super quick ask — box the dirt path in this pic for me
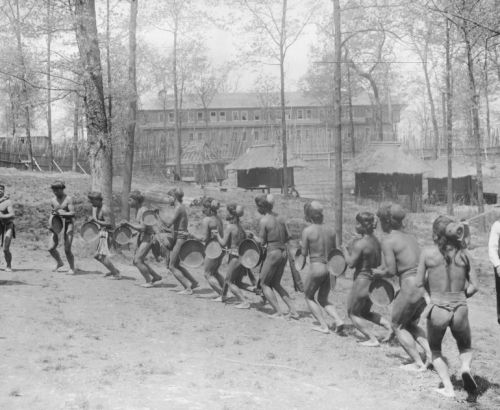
[1,247,499,410]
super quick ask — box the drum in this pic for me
[327,249,347,277]
[205,239,223,259]
[49,214,64,234]
[80,221,100,242]
[293,248,306,271]
[238,238,262,269]
[369,278,396,307]
[142,209,158,227]
[113,225,132,245]
[179,239,205,268]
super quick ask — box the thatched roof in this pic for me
[226,144,307,171]
[347,142,429,175]
[425,158,477,179]
[166,141,226,166]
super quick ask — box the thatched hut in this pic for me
[425,158,477,204]
[226,144,306,192]
[348,142,429,212]
[166,141,227,184]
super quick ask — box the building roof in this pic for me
[140,91,401,111]
[166,141,226,166]
[347,142,430,175]
[226,144,307,171]
[425,158,477,179]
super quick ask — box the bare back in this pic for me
[302,224,336,262]
[202,215,223,241]
[173,203,188,232]
[351,235,382,274]
[381,230,420,276]
[259,213,289,248]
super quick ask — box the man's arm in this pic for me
[216,225,232,248]
[192,218,210,242]
[415,251,427,289]
[94,207,113,228]
[0,201,14,219]
[253,218,267,245]
[488,221,500,271]
[157,206,177,227]
[373,240,397,278]
[464,251,479,298]
[56,197,75,217]
[300,228,309,258]
[344,240,362,268]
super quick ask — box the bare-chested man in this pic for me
[88,191,120,279]
[0,184,15,272]
[343,212,392,346]
[300,201,344,334]
[374,203,431,370]
[158,187,199,294]
[120,190,162,287]
[195,198,225,299]
[416,216,479,398]
[215,203,250,309]
[49,181,76,273]
[253,194,298,319]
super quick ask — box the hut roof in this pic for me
[347,142,429,175]
[425,158,477,179]
[226,144,307,171]
[166,141,225,166]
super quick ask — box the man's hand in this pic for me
[372,268,384,278]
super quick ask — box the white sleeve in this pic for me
[488,221,500,268]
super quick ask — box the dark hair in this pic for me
[377,202,405,230]
[51,180,66,190]
[255,194,273,212]
[227,203,244,221]
[356,212,377,234]
[168,187,184,202]
[129,190,144,204]
[305,201,324,224]
[87,191,102,200]
[433,215,464,265]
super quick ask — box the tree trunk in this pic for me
[14,0,33,170]
[464,29,484,213]
[346,50,355,156]
[121,0,138,220]
[106,0,112,134]
[445,17,453,215]
[423,60,439,158]
[72,92,79,172]
[333,0,342,244]
[484,42,491,148]
[280,0,288,196]
[47,0,53,171]
[173,19,181,178]
[74,0,113,219]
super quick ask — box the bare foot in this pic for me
[434,387,455,398]
[311,326,330,334]
[109,274,122,280]
[234,302,250,309]
[103,272,114,277]
[268,312,285,319]
[178,288,193,295]
[66,269,76,275]
[358,339,380,347]
[152,276,163,285]
[211,296,224,302]
[140,283,154,288]
[191,282,200,290]
[53,262,64,272]
[335,323,346,334]
[5,267,12,272]
[461,371,478,394]
[381,329,395,343]
[287,312,300,320]
[400,363,427,372]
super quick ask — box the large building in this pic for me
[135,91,403,164]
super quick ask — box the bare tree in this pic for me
[333,0,342,244]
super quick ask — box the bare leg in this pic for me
[304,269,329,332]
[261,283,283,316]
[428,309,454,396]
[205,271,223,295]
[64,230,75,272]
[349,313,380,346]
[48,232,64,271]
[272,257,298,318]
[432,352,455,397]
[134,242,153,283]
[318,276,344,330]
[365,311,392,338]
[409,321,432,367]
[394,325,427,370]
[3,230,13,270]
[95,254,120,276]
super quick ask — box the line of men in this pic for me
[0,181,479,399]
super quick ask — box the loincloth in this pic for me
[354,269,373,281]
[0,220,15,246]
[309,255,327,264]
[96,230,111,257]
[424,291,467,322]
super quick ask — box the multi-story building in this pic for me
[135,91,403,164]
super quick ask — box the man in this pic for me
[120,190,162,287]
[343,212,392,347]
[374,203,431,370]
[487,218,500,325]
[158,187,199,294]
[416,216,479,398]
[49,181,76,273]
[253,194,298,319]
[0,184,15,272]
[88,192,120,279]
[300,201,344,333]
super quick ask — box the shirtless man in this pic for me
[195,198,225,298]
[253,194,298,319]
[49,181,76,273]
[343,212,392,346]
[88,191,120,279]
[416,216,479,398]
[158,187,198,294]
[120,190,162,287]
[0,184,15,272]
[215,203,251,309]
[374,203,431,370]
[300,201,344,333]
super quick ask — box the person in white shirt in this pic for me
[487,220,500,325]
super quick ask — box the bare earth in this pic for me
[1,169,499,410]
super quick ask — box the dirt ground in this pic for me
[1,168,500,410]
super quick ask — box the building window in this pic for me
[189,133,194,141]
[210,111,217,121]
[242,131,247,141]
[254,131,259,141]
[168,112,174,122]
[188,111,195,122]
[286,110,291,120]
[232,111,239,121]
[198,132,203,140]
[197,111,203,121]
[306,109,312,119]
[232,131,238,139]
[297,129,301,138]
[254,110,261,121]
[241,111,248,121]
[297,109,303,120]
[319,109,325,121]
[219,111,226,121]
